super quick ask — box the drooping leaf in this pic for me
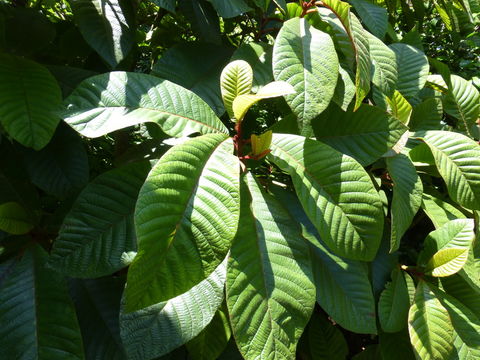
[48,161,151,278]
[151,42,232,116]
[220,60,253,119]
[389,43,429,98]
[386,154,423,252]
[366,31,397,97]
[421,192,467,229]
[415,131,480,210]
[125,135,239,311]
[231,42,273,91]
[0,244,84,359]
[313,103,407,166]
[121,260,227,360]
[69,277,126,360]
[63,72,228,138]
[0,202,34,235]
[205,0,251,18]
[269,134,384,260]
[0,53,61,150]
[378,268,410,333]
[272,17,339,136]
[408,281,455,360]
[350,0,388,39]
[305,312,348,359]
[70,0,135,68]
[271,186,377,334]
[226,173,315,360]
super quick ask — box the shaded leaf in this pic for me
[0,202,34,235]
[379,268,411,333]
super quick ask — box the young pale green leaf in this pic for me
[0,54,61,150]
[386,154,423,252]
[63,72,228,138]
[425,248,469,277]
[70,0,135,68]
[350,0,388,38]
[269,134,384,261]
[317,1,371,110]
[125,134,239,311]
[387,90,413,125]
[205,0,251,18]
[379,268,411,333]
[232,81,294,121]
[151,42,232,115]
[409,98,443,131]
[408,281,455,360]
[272,17,339,136]
[0,202,34,235]
[271,186,377,334]
[220,60,253,118]
[69,277,127,360]
[186,306,231,360]
[121,260,227,360]
[226,173,315,360]
[366,32,398,97]
[251,130,272,157]
[48,161,151,278]
[389,43,429,98]
[421,193,467,229]
[305,312,348,360]
[443,75,480,137]
[231,42,273,91]
[415,131,480,210]
[332,66,356,110]
[0,245,84,359]
[313,104,407,166]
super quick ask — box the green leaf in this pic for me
[389,43,429,98]
[386,90,413,125]
[415,131,480,210]
[153,0,176,12]
[318,0,371,110]
[386,154,423,252]
[441,274,480,318]
[313,103,408,166]
[350,0,388,39]
[410,98,444,131]
[379,268,411,333]
[69,277,127,360]
[70,0,135,68]
[48,161,151,278]
[0,245,84,359]
[205,0,251,18]
[125,134,239,311]
[272,17,339,136]
[63,72,228,138]
[332,66,356,110]
[231,42,273,92]
[220,60,253,119]
[186,306,231,360]
[305,312,348,359]
[443,75,480,137]
[226,173,315,360]
[425,248,469,277]
[366,32,398,97]
[271,186,377,334]
[0,54,61,150]
[250,130,272,156]
[179,0,221,44]
[232,81,294,121]
[269,134,384,260]
[121,260,227,360]
[379,329,416,360]
[20,124,89,198]
[408,281,455,360]
[151,42,232,116]
[421,192,467,229]
[0,202,34,235]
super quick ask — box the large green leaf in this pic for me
[220,60,253,119]
[121,260,227,360]
[421,192,466,229]
[0,245,84,359]
[205,0,251,18]
[313,103,407,166]
[125,134,239,311]
[332,66,356,110]
[63,71,227,138]
[350,0,388,39]
[366,32,397,97]
[389,43,429,98]
[69,277,126,360]
[269,133,384,260]
[179,0,221,44]
[0,202,34,235]
[48,161,151,278]
[443,75,480,137]
[409,98,443,131]
[425,248,470,277]
[408,281,455,360]
[415,131,480,210]
[317,0,371,110]
[70,0,135,68]
[441,274,480,318]
[379,268,411,333]
[379,329,416,360]
[272,17,339,136]
[0,54,61,150]
[386,154,423,252]
[271,186,377,334]
[151,42,232,116]
[226,173,315,360]
[304,312,348,359]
